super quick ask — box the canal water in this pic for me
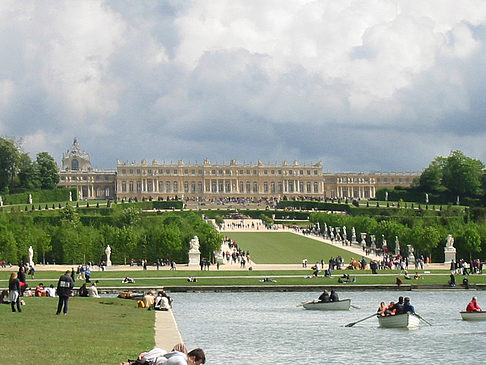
[172,290,486,364]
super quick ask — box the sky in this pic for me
[1,0,486,173]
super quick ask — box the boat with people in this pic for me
[377,313,420,328]
[460,311,486,321]
[302,299,351,310]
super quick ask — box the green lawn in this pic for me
[0,297,153,364]
[225,232,361,264]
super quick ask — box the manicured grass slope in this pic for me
[225,232,358,264]
[0,297,153,364]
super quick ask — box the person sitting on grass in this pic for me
[78,283,89,297]
[35,283,44,297]
[154,291,171,311]
[88,282,100,298]
[122,277,135,284]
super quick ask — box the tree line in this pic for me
[310,207,484,262]
[0,137,59,194]
[0,206,223,265]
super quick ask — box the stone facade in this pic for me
[57,140,420,201]
[116,159,325,201]
[57,138,116,200]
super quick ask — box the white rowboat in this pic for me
[302,299,351,310]
[377,313,420,328]
[460,311,486,321]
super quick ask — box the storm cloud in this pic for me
[1,0,486,172]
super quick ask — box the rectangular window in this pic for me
[173,181,178,192]
[166,182,171,193]
[158,181,164,192]
[122,181,127,192]
[137,182,142,192]
[122,169,126,174]
[137,169,141,175]
[184,182,189,193]
[314,182,319,193]
[191,182,196,193]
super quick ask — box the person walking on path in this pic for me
[8,272,22,312]
[56,270,74,315]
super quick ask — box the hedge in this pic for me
[277,200,351,213]
[1,188,78,205]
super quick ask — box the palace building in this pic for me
[58,138,116,200]
[57,139,419,201]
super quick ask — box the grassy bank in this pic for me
[1,269,480,288]
[0,297,153,364]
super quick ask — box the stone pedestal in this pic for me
[188,251,200,266]
[106,259,112,267]
[444,248,456,264]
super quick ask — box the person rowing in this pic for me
[318,290,330,303]
[330,289,339,302]
[466,296,482,312]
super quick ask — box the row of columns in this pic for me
[119,178,323,195]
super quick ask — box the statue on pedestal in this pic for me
[28,246,34,267]
[444,234,456,264]
[395,236,400,256]
[360,233,367,247]
[370,235,376,251]
[351,227,357,244]
[0,195,3,206]
[407,244,415,262]
[28,194,32,204]
[105,245,112,266]
[382,234,387,249]
[69,191,72,202]
[188,236,201,266]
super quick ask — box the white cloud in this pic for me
[1,0,486,171]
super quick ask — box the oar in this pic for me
[413,313,432,326]
[296,300,317,307]
[350,304,361,309]
[345,313,377,327]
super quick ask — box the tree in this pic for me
[463,225,481,261]
[408,225,441,256]
[419,157,445,192]
[0,137,20,193]
[17,152,40,190]
[35,152,60,189]
[442,150,484,196]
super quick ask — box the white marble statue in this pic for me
[425,193,429,204]
[189,236,200,252]
[0,195,3,206]
[444,234,456,263]
[342,226,347,241]
[385,191,388,201]
[28,246,34,267]
[69,191,72,202]
[370,235,376,250]
[188,235,201,266]
[28,194,32,204]
[360,233,367,247]
[351,227,357,244]
[382,234,387,248]
[105,245,112,266]
[445,234,455,249]
[395,236,400,256]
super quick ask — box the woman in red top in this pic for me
[466,296,482,312]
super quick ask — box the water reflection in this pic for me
[172,290,486,364]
